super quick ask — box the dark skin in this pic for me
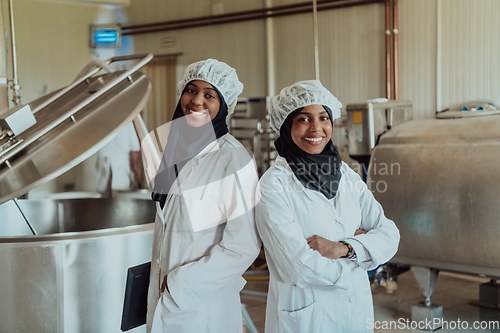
[306,229,367,259]
[160,278,169,293]
[159,82,221,295]
[290,106,369,258]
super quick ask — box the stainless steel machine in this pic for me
[0,54,156,333]
[367,108,500,326]
[347,100,413,164]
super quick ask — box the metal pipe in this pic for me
[13,198,37,235]
[393,0,399,100]
[122,0,384,36]
[265,0,276,98]
[385,0,391,100]
[313,0,320,80]
[7,0,20,106]
[132,114,161,191]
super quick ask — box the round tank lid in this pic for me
[0,55,153,205]
[436,110,500,119]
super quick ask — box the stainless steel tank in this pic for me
[0,54,156,332]
[0,198,155,333]
[368,112,500,278]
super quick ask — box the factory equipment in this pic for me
[368,107,500,327]
[347,100,412,164]
[0,54,155,333]
[228,97,277,176]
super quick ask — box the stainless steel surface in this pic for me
[347,100,412,158]
[132,114,160,191]
[368,114,500,278]
[0,60,152,205]
[411,303,442,330]
[253,127,277,177]
[0,53,154,333]
[32,54,152,115]
[411,267,439,306]
[229,99,277,176]
[0,198,155,333]
[246,98,267,118]
[479,282,500,308]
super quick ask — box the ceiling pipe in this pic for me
[122,0,384,36]
[393,0,399,100]
[265,0,276,98]
[385,0,391,100]
[313,0,320,80]
[7,0,20,106]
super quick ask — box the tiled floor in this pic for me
[241,271,500,332]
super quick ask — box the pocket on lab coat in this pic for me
[151,291,211,333]
[277,302,318,333]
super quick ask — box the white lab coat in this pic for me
[95,122,140,193]
[147,134,261,333]
[255,156,400,333]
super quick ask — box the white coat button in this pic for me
[349,296,356,303]
[156,259,160,264]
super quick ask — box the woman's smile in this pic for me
[181,80,221,127]
[187,108,209,118]
[303,136,325,145]
[291,104,332,154]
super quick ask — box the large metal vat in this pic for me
[368,113,500,278]
[0,198,155,333]
[0,54,156,332]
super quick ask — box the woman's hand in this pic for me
[306,235,348,259]
[354,228,368,236]
[160,275,169,293]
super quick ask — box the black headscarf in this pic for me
[274,105,342,199]
[152,82,228,208]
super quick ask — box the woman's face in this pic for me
[290,104,332,154]
[180,80,221,127]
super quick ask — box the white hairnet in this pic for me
[269,80,342,134]
[178,59,244,114]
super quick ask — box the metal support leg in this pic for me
[410,266,442,331]
[479,280,500,308]
[241,304,259,333]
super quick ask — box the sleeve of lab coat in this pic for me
[255,175,352,290]
[344,167,400,271]
[165,148,262,311]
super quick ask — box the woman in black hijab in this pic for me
[147,59,261,333]
[256,80,400,333]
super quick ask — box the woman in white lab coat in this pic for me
[146,59,261,333]
[256,80,400,333]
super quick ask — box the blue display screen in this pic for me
[92,27,120,47]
